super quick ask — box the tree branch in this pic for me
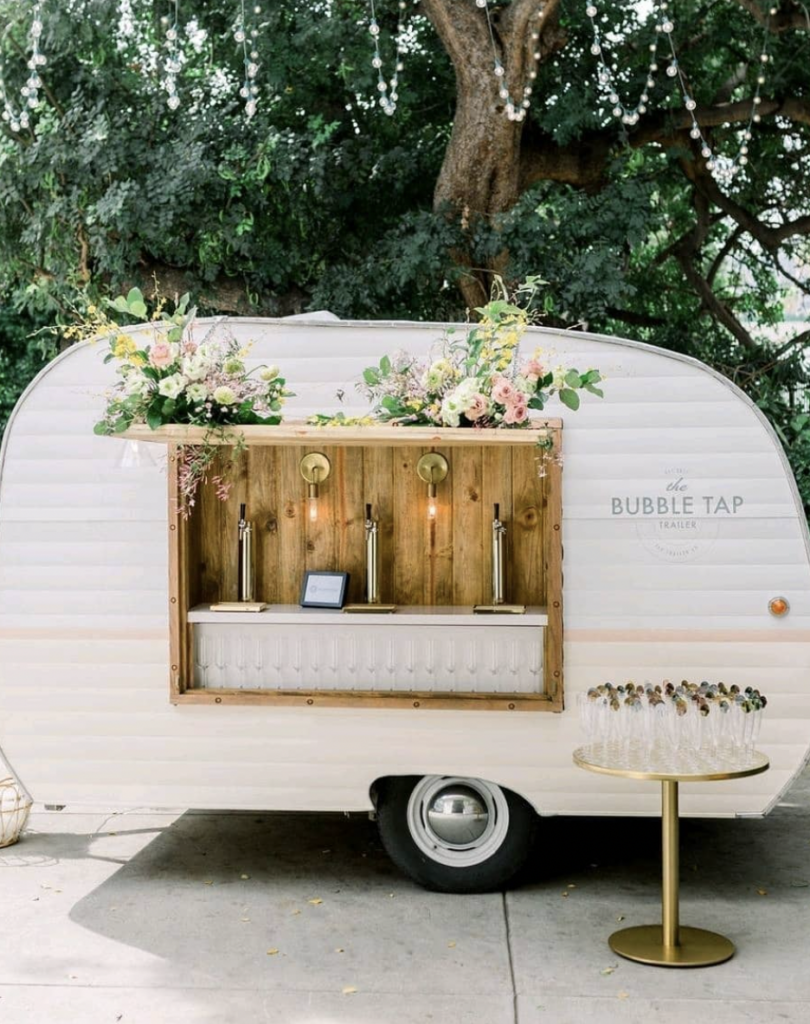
[687,164,810,249]
[676,245,757,350]
[501,0,563,46]
[520,92,810,192]
[419,0,491,79]
[774,328,810,358]
[707,224,746,286]
[775,253,810,296]
[711,63,749,104]
[605,306,667,328]
[732,0,810,32]
[129,261,309,317]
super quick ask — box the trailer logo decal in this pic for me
[610,469,744,563]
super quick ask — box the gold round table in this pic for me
[574,743,769,968]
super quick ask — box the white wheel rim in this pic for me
[406,775,510,868]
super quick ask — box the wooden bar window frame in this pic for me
[156,423,564,712]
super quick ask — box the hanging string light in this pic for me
[1,1,47,133]
[160,1,182,111]
[476,0,548,122]
[367,0,408,116]
[665,8,774,185]
[585,1,664,126]
[584,1,776,186]
[234,1,261,119]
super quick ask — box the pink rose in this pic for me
[149,342,174,369]
[464,392,490,421]
[503,400,529,425]
[182,340,198,356]
[523,358,545,382]
[491,377,516,405]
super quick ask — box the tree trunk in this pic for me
[421,0,565,309]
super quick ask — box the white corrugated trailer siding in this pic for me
[1,318,808,817]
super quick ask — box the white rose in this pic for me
[260,365,279,381]
[198,341,224,366]
[453,377,480,403]
[186,383,208,403]
[182,355,209,382]
[123,373,150,397]
[213,385,237,405]
[157,373,188,400]
[439,391,463,427]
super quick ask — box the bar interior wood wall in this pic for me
[188,442,554,610]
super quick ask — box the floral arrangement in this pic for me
[93,289,290,436]
[580,680,767,756]
[88,288,291,515]
[342,279,603,431]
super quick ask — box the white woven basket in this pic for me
[0,777,32,848]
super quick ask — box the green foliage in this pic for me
[0,0,808,508]
[0,302,52,439]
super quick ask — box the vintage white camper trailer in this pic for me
[0,317,808,892]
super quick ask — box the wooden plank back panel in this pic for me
[481,447,514,607]
[362,447,394,604]
[276,446,307,603]
[511,445,545,607]
[248,446,280,605]
[184,433,559,644]
[452,447,485,605]
[427,448,454,606]
[195,450,228,604]
[391,446,426,605]
[304,445,338,576]
[334,446,366,605]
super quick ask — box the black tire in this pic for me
[376,774,538,893]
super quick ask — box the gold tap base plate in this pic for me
[343,604,397,614]
[609,925,735,968]
[210,602,267,613]
[473,604,526,614]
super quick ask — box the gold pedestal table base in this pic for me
[574,744,769,969]
[610,924,734,967]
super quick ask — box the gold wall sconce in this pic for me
[300,452,331,522]
[416,452,449,521]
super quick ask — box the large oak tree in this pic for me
[0,1,808,479]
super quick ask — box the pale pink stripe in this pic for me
[0,629,166,641]
[567,629,810,643]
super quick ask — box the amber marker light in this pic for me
[768,596,790,617]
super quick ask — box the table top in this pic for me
[573,742,769,782]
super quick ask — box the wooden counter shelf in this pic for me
[123,420,561,447]
[153,421,564,711]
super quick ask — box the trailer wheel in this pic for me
[376,775,537,893]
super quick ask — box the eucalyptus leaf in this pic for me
[559,388,580,411]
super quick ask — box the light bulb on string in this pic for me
[366,0,409,117]
[161,0,182,111]
[1,0,48,131]
[234,0,261,119]
[583,0,775,186]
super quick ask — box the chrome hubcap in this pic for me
[407,776,510,868]
[427,785,489,845]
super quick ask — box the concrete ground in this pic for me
[2,767,810,1024]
